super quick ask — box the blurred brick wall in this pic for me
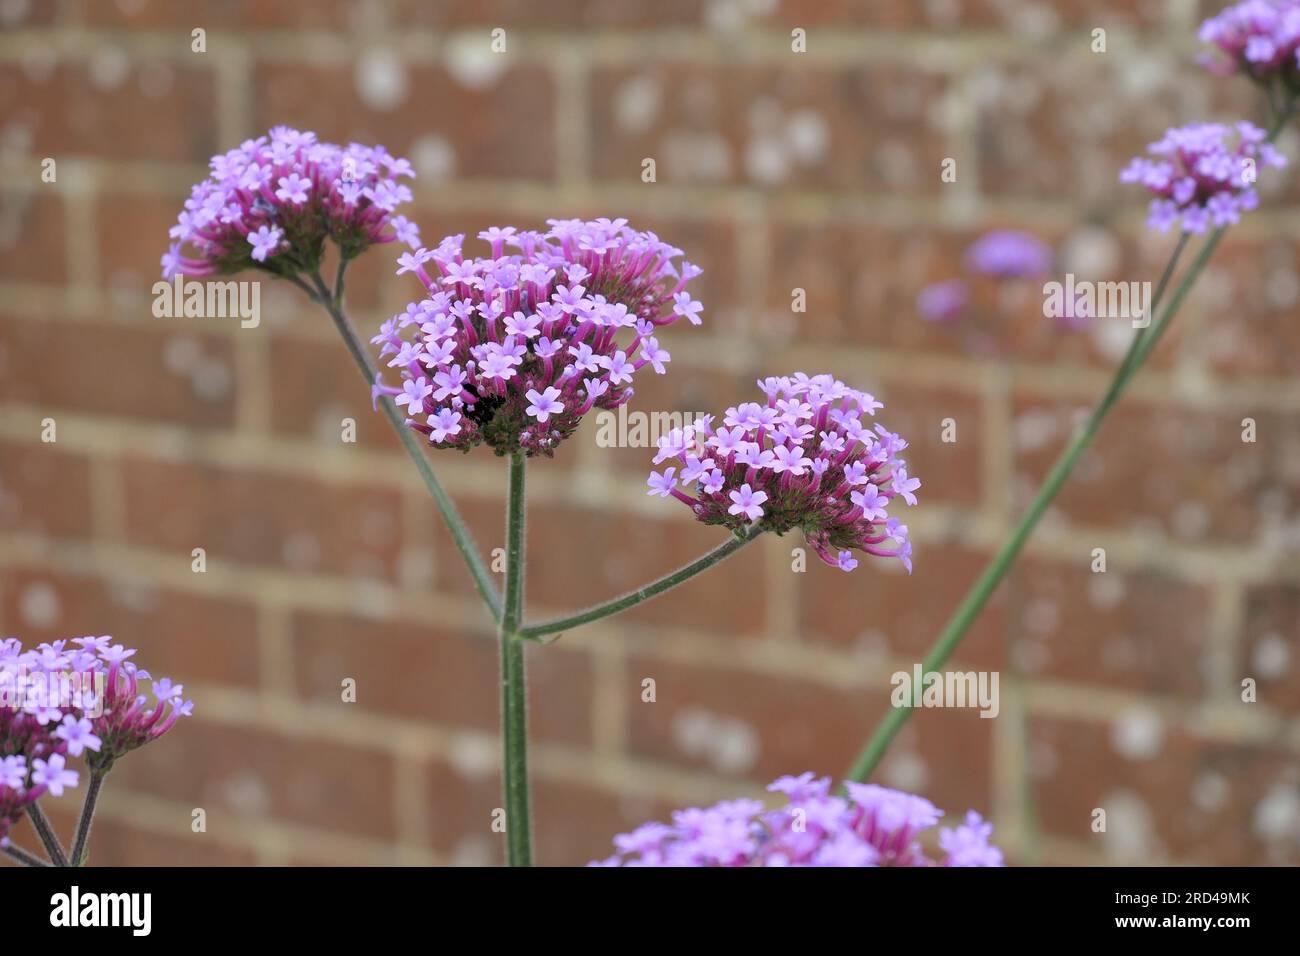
[2,0,1299,866]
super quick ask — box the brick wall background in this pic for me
[2,0,1299,866]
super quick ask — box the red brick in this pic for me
[0,61,217,163]
[800,544,1006,667]
[120,458,406,580]
[626,655,995,815]
[269,334,401,453]
[97,193,184,295]
[764,221,1183,370]
[1013,393,1300,543]
[390,1,706,29]
[765,222,977,355]
[422,758,673,865]
[291,609,593,745]
[1030,715,1300,865]
[976,57,1254,202]
[1240,584,1300,712]
[1185,233,1300,379]
[523,503,770,637]
[1010,558,1211,698]
[83,0,362,29]
[112,719,398,841]
[0,192,66,285]
[0,312,238,427]
[590,64,948,193]
[0,567,261,689]
[49,816,257,867]
[768,0,1170,29]
[253,63,555,182]
[0,440,93,539]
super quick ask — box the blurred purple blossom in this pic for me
[964,230,1053,279]
[593,774,1003,867]
[1199,0,1300,78]
[917,277,970,324]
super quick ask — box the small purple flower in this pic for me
[428,408,463,444]
[54,715,102,757]
[525,387,564,423]
[274,172,311,205]
[727,483,768,522]
[647,468,677,497]
[31,754,78,798]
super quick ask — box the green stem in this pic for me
[26,802,68,866]
[845,228,1201,786]
[70,769,107,866]
[2,843,49,867]
[499,451,532,866]
[518,525,762,640]
[304,273,502,622]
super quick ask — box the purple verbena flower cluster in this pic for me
[1199,0,1300,79]
[1120,121,1286,233]
[646,373,917,573]
[593,773,1003,867]
[0,637,193,848]
[161,125,419,280]
[371,219,703,457]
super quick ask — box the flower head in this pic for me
[1120,121,1286,234]
[372,219,704,457]
[162,126,418,280]
[593,774,1002,867]
[0,636,194,847]
[1198,1,1300,80]
[646,373,917,573]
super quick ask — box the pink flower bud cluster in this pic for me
[593,773,1003,867]
[0,637,192,847]
[372,218,703,457]
[161,125,419,280]
[647,373,917,573]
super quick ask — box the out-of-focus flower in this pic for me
[917,278,970,324]
[161,126,418,280]
[1120,122,1286,233]
[963,230,1053,278]
[372,218,704,457]
[646,373,916,573]
[592,774,1003,867]
[0,637,193,847]
[1198,0,1300,79]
